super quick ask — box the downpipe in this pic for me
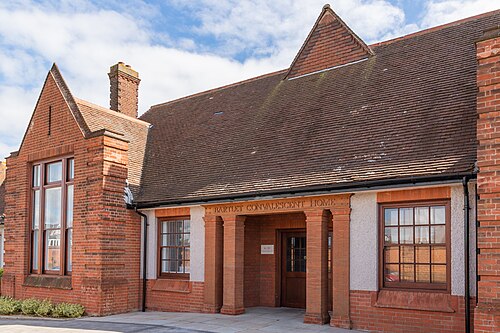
[463,177,471,333]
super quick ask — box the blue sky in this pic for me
[0,0,499,159]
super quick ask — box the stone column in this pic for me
[221,215,246,315]
[203,215,223,313]
[330,194,352,329]
[304,209,330,324]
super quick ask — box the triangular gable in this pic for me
[15,64,91,155]
[49,63,91,136]
[285,4,373,80]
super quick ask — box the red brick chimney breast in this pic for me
[108,62,140,118]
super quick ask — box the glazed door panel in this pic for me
[281,232,306,308]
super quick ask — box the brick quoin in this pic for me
[2,69,141,315]
[475,26,500,333]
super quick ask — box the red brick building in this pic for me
[0,161,5,267]
[1,5,499,333]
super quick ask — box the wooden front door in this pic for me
[281,232,306,308]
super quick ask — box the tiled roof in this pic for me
[136,11,499,205]
[139,11,500,204]
[75,98,150,196]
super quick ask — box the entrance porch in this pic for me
[202,194,352,327]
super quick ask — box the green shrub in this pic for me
[21,298,42,316]
[34,299,53,317]
[0,297,84,318]
[0,268,4,278]
[0,296,21,315]
[52,302,85,318]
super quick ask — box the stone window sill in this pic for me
[23,275,72,290]
[374,289,456,313]
[151,279,191,293]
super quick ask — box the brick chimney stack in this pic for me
[108,62,140,118]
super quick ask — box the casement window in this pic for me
[380,201,450,291]
[158,218,190,279]
[31,158,74,275]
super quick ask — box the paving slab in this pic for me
[0,307,363,332]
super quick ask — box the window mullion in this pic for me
[413,208,416,283]
[60,159,67,276]
[39,163,45,274]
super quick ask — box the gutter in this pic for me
[463,177,471,333]
[136,173,476,209]
[134,206,148,312]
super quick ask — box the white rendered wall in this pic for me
[350,192,378,291]
[145,209,157,279]
[450,183,477,296]
[190,206,205,282]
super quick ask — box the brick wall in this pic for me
[350,290,471,333]
[2,70,141,315]
[146,280,204,312]
[476,27,500,333]
[287,6,371,79]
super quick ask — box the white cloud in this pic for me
[0,85,38,159]
[170,0,412,59]
[422,0,500,28]
[0,1,279,159]
[0,0,498,160]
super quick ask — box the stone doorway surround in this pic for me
[202,194,352,328]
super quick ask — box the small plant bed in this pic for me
[0,297,85,318]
